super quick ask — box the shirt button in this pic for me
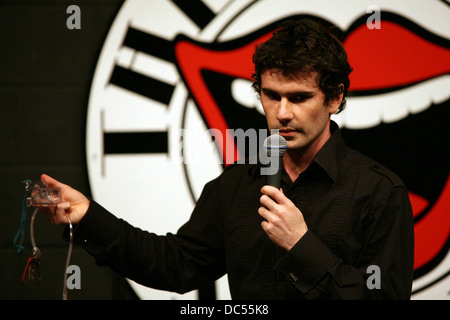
[289,272,298,282]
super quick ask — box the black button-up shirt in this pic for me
[74,122,414,299]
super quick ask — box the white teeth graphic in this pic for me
[231,74,450,130]
[332,74,450,129]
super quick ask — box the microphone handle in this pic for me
[267,156,283,189]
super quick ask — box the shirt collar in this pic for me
[311,120,347,184]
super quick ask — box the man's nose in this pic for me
[277,98,293,123]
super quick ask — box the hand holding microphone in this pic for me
[259,134,308,250]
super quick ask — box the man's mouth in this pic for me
[278,128,297,137]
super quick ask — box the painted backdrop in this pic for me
[85,0,450,299]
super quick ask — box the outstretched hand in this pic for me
[258,185,308,251]
[37,174,90,225]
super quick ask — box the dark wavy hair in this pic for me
[252,19,352,113]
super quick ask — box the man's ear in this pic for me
[328,84,344,114]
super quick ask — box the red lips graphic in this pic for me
[412,175,450,270]
[343,20,450,271]
[345,21,450,91]
[175,32,272,165]
[174,18,450,273]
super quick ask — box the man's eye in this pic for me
[290,95,307,102]
[268,93,280,100]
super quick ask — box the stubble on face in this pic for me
[260,69,334,154]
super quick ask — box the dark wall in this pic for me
[0,0,138,299]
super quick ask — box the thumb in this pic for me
[41,173,64,188]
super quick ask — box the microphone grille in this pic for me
[264,134,287,157]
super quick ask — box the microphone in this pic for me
[263,134,287,189]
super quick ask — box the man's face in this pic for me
[260,68,341,153]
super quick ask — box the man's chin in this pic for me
[285,139,307,151]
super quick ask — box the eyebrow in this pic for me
[261,88,316,98]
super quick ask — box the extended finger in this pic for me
[261,185,288,205]
[41,174,65,189]
[258,205,271,221]
[49,202,71,225]
[260,219,270,233]
[259,194,278,211]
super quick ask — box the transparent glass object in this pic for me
[25,181,62,207]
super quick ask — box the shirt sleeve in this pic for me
[70,177,227,294]
[275,185,415,300]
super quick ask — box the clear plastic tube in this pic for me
[62,213,73,300]
[30,208,41,258]
[26,182,74,299]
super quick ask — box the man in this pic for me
[39,19,414,299]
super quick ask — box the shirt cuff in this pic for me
[275,230,339,295]
[70,200,122,257]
